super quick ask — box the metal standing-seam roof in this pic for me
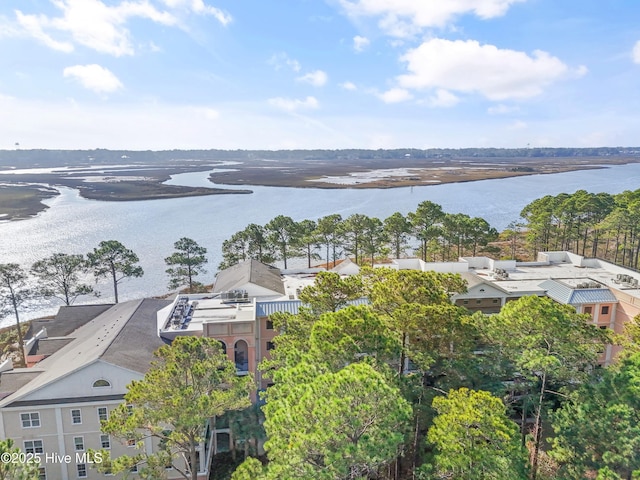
[539,279,618,305]
[255,297,370,317]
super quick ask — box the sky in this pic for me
[1,0,640,151]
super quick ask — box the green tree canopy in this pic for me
[550,352,640,479]
[31,252,93,305]
[425,388,528,480]
[0,438,41,480]
[88,240,143,303]
[262,362,412,479]
[481,295,609,479]
[101,336,252,480]
[265,215,300,269]
[298,271,364,315]
[164,237,208,293]
[0,263,32,367]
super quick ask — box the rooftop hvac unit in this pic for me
[221,289,250,303]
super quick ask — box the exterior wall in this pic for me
[21,362,140,403]
[257,316,278,389]
[3,400,133,480]
[203,322,256,375]
[421,262,468,273]
[456,297,502,314]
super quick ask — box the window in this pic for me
[77,464,87,478]
[97,407,108,422]
[601,306,610,315]
[74,436,84,451]
[584,306,593,315]
[21,412,40,428]
[130,464,138,473]
[24,440,44,454]
[127,436,136,447]
[266,341,275,351]
[71,409,82,425]
[476,299,482,304]
[100,434,111,449]
[462,300,469,305]
[492,299,499,304]
[600,325,608,330]
[92,379,111,388]
[38,466,46,480]
[266,320,274,330]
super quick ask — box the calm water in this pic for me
[1,163,639,323]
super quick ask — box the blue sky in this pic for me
[1,0,639,150]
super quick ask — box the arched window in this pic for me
[92,379,111,388]
[234,340,249,373]
[218,341,227,355]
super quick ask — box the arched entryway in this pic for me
[234,340,249,373]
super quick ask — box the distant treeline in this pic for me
[1,147,639,168]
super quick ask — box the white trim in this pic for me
[54,407,69,480]
[23,439,44,454]
[73,436,85,452]
[20,411,41,428]
[70,409,82,425]
[76,463,87,478]
[97,406,108,423]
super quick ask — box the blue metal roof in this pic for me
[569,289,618,305]
[256,300,301,317]
[539,280,573,304]
[255,297,370,317]
[539,279,617,305]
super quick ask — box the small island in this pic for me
[1,147,639,221]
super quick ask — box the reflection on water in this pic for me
[2,163,640,323]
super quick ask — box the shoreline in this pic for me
[1,156,638,223]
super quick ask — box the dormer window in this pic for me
[92,379,111,388]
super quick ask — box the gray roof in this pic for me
[255,297,370,317]
[214,260,285,295]
[26,304,113,340]
[459,272,510,293]
[459,271,486,289]
[0,370,43,400]
[100,298,170,373]
[539,279,618,305]
[28,338,73,356]
[0,299,170,407]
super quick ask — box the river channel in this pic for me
[1,162,639,323]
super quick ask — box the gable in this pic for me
[9,361,142,405]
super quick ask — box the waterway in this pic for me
[1,162,639,324]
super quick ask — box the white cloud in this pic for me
[268,53,301,72]
[15,0,179,56]
[353,35,370,52]
[159,0,232,25]
[340,81,357,91]
[488,104,520,115]
[15,11,74,52]
[12,0,229,57]
[378,87,412,103]
[397,38,568,101]
[63,64,123,93]
[428,89,459,107]
[633,41,640,64]
[297,70,328,87]
[339,0,526,37]
[268,96,319,112]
